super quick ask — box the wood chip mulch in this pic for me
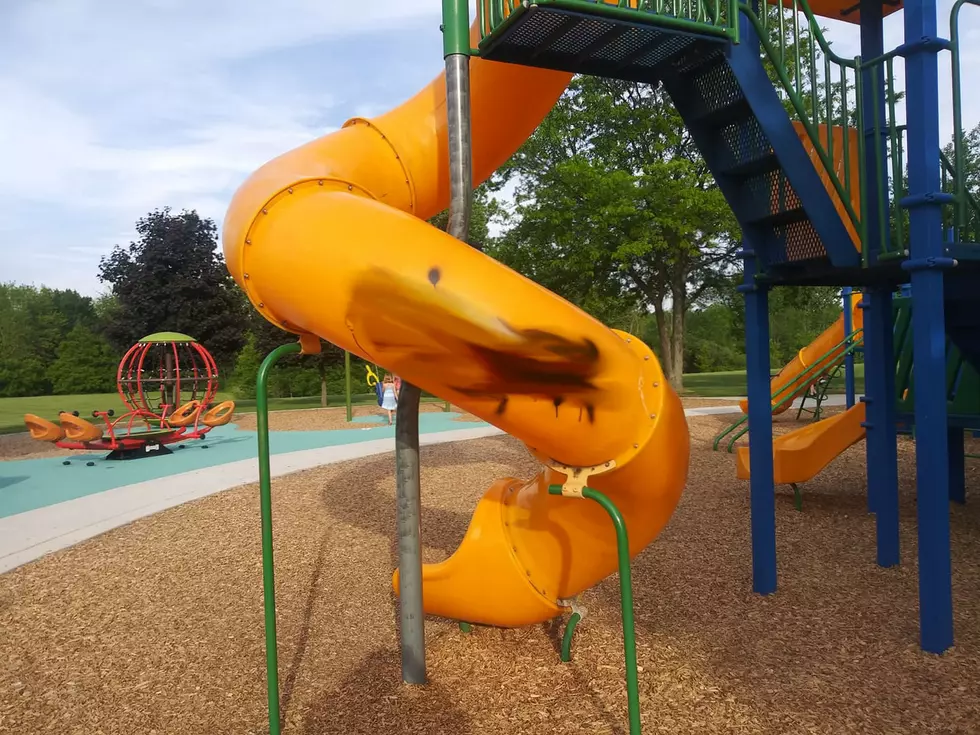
[2,415,979,734]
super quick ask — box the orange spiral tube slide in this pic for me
[222,21,690,627]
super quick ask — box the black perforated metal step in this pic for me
[478,4,729,84]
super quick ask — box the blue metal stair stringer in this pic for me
[657,22,862,273]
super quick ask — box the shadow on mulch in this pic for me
[297,649,472,735]
[586,427,980,733]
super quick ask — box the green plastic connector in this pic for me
[442,0,470,57]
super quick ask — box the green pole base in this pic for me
[560,611,582,663]
[257,342,303,735]
[791,483,803,511]
[548,483,642,735]
[458,621,474,634]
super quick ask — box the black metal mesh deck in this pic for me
[478,4,729,84]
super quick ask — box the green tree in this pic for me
[230,332,263,400]
[47,324,119,394]
[0,283,105,396]
[427,182,502,250]
[714,272,842,368]
[683,304,745,373]
[97,207,247,370]
[941,120,980,240]
[0,285,48,396]
[488,76,740,390]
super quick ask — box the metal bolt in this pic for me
[604,461,611,467]
[245,238,251,244]
[243,273,250,279]
[633,443,639,449]
[650,413,656,419]
[318,179,324,185]
[348,184,353,191]
[261,208,268,215]
[258,302,264,308]
[287,187,293,194]
[644,355,650,360]
[653,382,660,387]
[626,338,632,343]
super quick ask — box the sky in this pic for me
[0,0,977,297]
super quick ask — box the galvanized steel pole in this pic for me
[393,0,475,685]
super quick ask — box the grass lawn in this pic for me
[681,362,865,397]
[0,391,448,435]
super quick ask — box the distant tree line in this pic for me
[0,206,847,401]
[11,79,973,401]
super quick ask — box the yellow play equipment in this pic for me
[222,20,689,628]
[736,293,865,486]
[739,291,864,415]
[737,403,867,485]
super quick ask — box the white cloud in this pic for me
[0,0,444,294]
[0,0,977,296]
[815,0,980,138]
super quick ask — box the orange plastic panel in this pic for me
[740,291,863,415]
[168,400,201,427]
[222,20,690,627]
[202,400,236,427]
[737,402,866,484]
[24,413,65,442]
[59,414,104,443]
[791,121,862,251]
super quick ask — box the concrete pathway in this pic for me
[5,397,859,574]
[0,424,503,574]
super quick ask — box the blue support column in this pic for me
[861,287,900,566]
[860,0,887,265]
[739,238,776,595]
[948,427,965,504]
[842,287,856,409]
[902,0,955,654]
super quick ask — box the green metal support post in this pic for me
[344,350,352,422]
[549,484,642,735]
[257,342,302,735]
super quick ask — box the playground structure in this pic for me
[23,332,235,460]
[729,286,980,502]
[705,289,867,505]
[221,0,979,732]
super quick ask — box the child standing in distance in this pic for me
[381,374,399,425]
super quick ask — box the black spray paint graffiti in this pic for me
[346,265,605,423]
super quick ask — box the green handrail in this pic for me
[941,150,980,243]
[951,0,980,240]
[477,0,739,48]
[257,342,303,735]
[739,2,863,249]
[712,327,864,452]
[548,483,642,735]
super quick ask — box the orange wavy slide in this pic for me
[222,21,690,627]
[740,291,864,415]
